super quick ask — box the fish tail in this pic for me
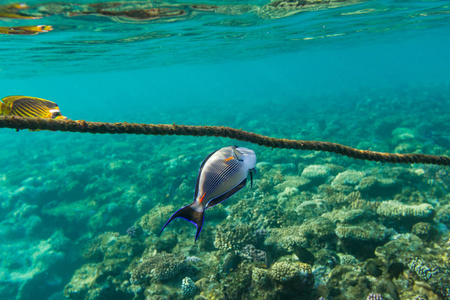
[160,204,205,242]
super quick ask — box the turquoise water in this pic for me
[1,0,450,299]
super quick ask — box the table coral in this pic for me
[335,223,390,242]
[377,201,434,220]
[331,170,365,192]
[301,164,331,184]
[322,208,367,224]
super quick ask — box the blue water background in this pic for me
[2,28,450,126]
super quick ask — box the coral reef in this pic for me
[1,83,449,300]
[270,261,313,285]
[130,252,186,284]
[237,244,266,262]
[322,207,367,224]
[335,222,390,241]
[181,277,196,297]
[214,224,262,251]
[301,164,331,185]
[377,201,435,226]
[331,170,365,192]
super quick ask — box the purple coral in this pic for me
[127,226,138,238]
[366,293,383,300]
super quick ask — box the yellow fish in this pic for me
[0,25,52,35]
[0,96,66,119]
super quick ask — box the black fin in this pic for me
[160,203,205,242]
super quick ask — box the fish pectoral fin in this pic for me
[160,203,205,242]
[231,146,244,161]
[249,168,256,188]
[206,178,247,209]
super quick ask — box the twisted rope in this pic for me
[1,115,448,166]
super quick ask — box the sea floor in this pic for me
[0,83,449,300]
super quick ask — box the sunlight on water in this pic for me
[1,0,449,77]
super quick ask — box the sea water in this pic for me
[1,1,449,299]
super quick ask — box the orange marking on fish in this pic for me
[198,193,206,204]
[225,156,233,162]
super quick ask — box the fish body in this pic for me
[0,25,53,35]
[160,146,256,241]
[0,96,66,119]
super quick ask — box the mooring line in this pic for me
[0,116,448,166]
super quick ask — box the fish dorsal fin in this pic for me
[194,149,219,199]
[1,96,24,106]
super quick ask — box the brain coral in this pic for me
[377,201,434,220]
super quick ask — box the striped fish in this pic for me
[160,146,257,241]
[0,96,66,119]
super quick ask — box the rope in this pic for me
[1,115,449,166]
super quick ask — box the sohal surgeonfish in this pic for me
[0,96,66,119]
[160,146,256,241]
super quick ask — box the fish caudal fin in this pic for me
[160,204,205,242]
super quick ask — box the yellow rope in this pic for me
[1,115,448,166]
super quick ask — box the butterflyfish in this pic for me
[160,146,257,241]
[0,96,66,119]
[0,25,52,35]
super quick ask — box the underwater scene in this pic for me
[1,0,450,299]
